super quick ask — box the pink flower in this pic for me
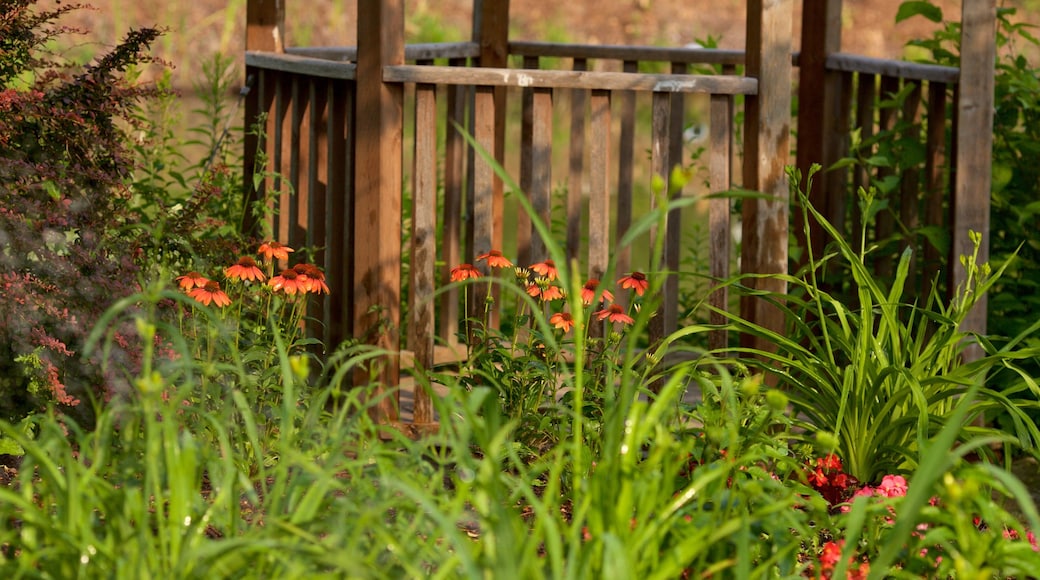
[878,474,908,498]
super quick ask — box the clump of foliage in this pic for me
[0,0,163,422]
[899,0,1040,342]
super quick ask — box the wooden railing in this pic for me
[243,0,993,429]
[245,42,758,426]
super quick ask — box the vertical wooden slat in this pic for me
[588,89,611,281]
[853,72,876,251]
[518,55,539,266]
[472,85,497,327]
[923,81,948,300]
[439,57,467,347]
[953,0,996,360]
[663,62,686,338]
[275,74,293,255]
[410,80,438,424]
[474,0,509,265]
[354,0,404,422]
[289,75,309,253]
[899,82,923,297]
[875,75,900,279]
[709,94,732,352]
[615,60,638,305]
[740,0,793,351]
[325,79,352,349]
[306,78,329,346]
[649,91,671,351]
[530,87,554,264]
[567,58,588,264]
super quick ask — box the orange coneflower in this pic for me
[449,263,481,282]
[529,259,558,282]
[292,263,330,294]
[257,241,294,263]
[595,303,634,325]
[188,280,231,307]
[269,268,306,295]
[617,271,649,296]
[476,250,513,269]
[580,279,615,306]
[225,256,266,283]
[549,312,575,333]
[176,271,209,291]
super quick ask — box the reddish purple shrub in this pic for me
[0,0,162,424]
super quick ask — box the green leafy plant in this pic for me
[711,165,1040,483]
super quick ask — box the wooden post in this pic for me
[741,0,793,350]
[473,0,510,255]
[354,0,404,422]
[796,0,844,260]
[243,0,285,238]
[952,0,996,360]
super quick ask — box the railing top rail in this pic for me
[246,51,357,79]
[826,52,960,84]
[509,40,746,66]
[285,42,482,62]
[383,64,758,94]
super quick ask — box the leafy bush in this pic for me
[0,0,163,423]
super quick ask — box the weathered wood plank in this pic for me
[530,87,554,264]
[286,42,481,62]
[567,58,588,263]
[518,55,538,266]
[324,79,352,349]
[649,91,671,352]
[615,60,638,307]
[875,75,900,279]
[439,58,467,347]
[354,0,404,421]
[588,89,611,281]
[246,51,357,79]
[900,81,923,297]
[853,72,876,249]
[826,52,959,84]
[383,65,759,95]
[740,0,793,352]
[663,62,686,338]
[923,81,948,301]
[306,78,329,346]
[246,0,284,53]
[410,81,437,424]
[709,94,732,352]
[953,0,996,357]
[471,85,497,329]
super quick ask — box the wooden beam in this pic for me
[383,65,759,94]
[354,0,404,422]
[741,0,793,351]
[953,0,996,359]
[796,0,843,261]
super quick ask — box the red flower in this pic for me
[476,250,513,269]
[257,241,294,263]
[292,263,330,294]
[595,303,634,325]
[176,271,209,291]
[808,467,829,488]
[450,263,481,282]
[529,259,558,281]
[617,271,648,296]
[225,256,266,282]
[549,312,575,332]
[817,454,843,472]
[580,279,614,306]
[188,280,231,307]
[269,269,306,295]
